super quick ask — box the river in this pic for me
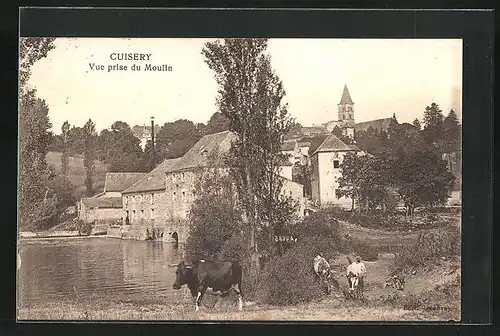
[17,237,187,309]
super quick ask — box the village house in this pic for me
[281,139,311,166]
[132,124,161,150]
[117,130,306,244]
[78,172,145,224]
[310,134,362,208]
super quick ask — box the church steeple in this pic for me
[337,84,355,127]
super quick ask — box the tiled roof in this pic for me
[122,157,182,193]
[104,172,146,192]
[81,197,122,209]
[298,141,311,147]
[312,134,359,155]
[170,131,237,173]
[281,141,296,151]
[354,118,392,133]
[339,85,354,105]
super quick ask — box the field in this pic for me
[46,151,108,198]
[18,217,461,322]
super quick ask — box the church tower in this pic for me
[338,84,355,127]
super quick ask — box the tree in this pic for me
[61,121,71,178]
[443,109,461,153]
[83,119,97,196]
[284,121,303,140]
[293,164,312,198]
[19,38,56,91]
[412,118,422,130]
[422,102,445,148]
[18,94,54,229]
[155,119,203,161]
[203,38,295,277]
[205,112,230,135]
[68,126,86,156]
[185,152,244,262]
[395,150,455,216]
[99,121,145,172]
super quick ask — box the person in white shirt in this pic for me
[346,256,366,292]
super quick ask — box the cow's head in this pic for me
[171,261,194,290]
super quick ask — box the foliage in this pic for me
[83,119,97,196]
[292,164,312,197]
[422,102,445,149]
[184,153,245,262]
[284,121,303,140]
[412,118,422,130]
[203,38,295,276]
[442,109,461,154]
[98,121,145,172]
[18,92,54,229]
[393,226,461,271]
[155,119,203,161]
[395,150,455,216]
[205,112,230,135]
[61,121,71,178]
[19,37,56,90]
[256,242,324,305]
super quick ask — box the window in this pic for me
[140,210,144,219]
[182,191,186,200]
[124,196,128,205]
[333,160,340,168]
[181,173,185,182]
[172,174,176,182]
[151,208,155,219]
[132,210,136,221]
[150,193,154,205]
[173,191,177,201]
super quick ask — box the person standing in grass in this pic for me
[346,256,366,293]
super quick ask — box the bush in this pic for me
[343,238,380,261]
[394,226,461,271]
[256,242,324,306]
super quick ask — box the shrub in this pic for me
[256,242,324,306]
[394,226,461,271]
[344,238,380,261]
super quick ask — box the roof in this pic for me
[132,124,161,138]
[170,131,237,173]
[104,172,146,192]
[339,85,354,105]
[300,127,327,135]
[81,197,122,209]
[298,141,311,147]
[281,141,297,151]
[354,118,393,133]
[122,158,182,194]
[312,134,359,155]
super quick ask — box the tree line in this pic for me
[337,106,460,217]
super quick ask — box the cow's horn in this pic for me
[169,263,179,267]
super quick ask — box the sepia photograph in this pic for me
[17,37,462,321]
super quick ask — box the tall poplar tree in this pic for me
[203,38,295,276]
[61,121,71,178]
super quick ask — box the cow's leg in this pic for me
[232,283,244,311]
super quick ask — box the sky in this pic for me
[27,38,463,135]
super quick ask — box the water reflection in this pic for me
[18,238,185,309]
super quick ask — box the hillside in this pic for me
[46,152,108,199]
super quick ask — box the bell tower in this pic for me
[337,84,355,127]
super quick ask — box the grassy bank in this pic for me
[18,293,457,321]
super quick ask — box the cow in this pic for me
[171,259,243,312]
[313,253,334,294]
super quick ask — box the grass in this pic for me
[46,151,108,198]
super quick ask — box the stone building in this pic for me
[310,134,361,208]
[78,172,145,224]
[118,130,306,244]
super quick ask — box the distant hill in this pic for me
[46,151,108,199]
